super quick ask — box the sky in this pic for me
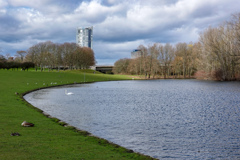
[0,0,240,65]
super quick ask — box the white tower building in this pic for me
[76,26,93,49]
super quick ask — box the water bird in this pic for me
[65,89,74,95]
[21,121,34,127]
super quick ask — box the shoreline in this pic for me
[20,79,157,159]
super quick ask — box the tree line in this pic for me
[0,41,96,71]
[26,41,96,71]
[113,13,240,81]
[0,53,34,71]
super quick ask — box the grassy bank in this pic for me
[0,69,155,160]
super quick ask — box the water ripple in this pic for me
[24,80,240,159]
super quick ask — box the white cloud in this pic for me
[0,0,7,14]
[0,0,8,7]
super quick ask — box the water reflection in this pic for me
[24,80,240,159]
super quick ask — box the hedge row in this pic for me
[0,61,35,71]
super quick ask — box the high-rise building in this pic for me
[131,49,142,59]
[76,26,93,49]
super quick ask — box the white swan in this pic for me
[65,89,74,95]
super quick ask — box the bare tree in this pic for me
[127,58,140,75]
[135,45,145,76]
[145,44,158,78]
[200,24,238,80]
[113,58,131,74]
[16,50,27,62]
[229,13,240,57]
[175,43,189,78]
[0,54,6,63]
[61,42,78,69]
[4,53,11,61]
[158,43,174,78]
[82,47,96,68]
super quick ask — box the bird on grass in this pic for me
[21,121,34,127]
[65,89,74,95]
[11,132,20,136]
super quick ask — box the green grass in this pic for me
[0,69,155,160]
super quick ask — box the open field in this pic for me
[0,69,155,160]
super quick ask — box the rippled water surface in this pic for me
[24,80,240,159]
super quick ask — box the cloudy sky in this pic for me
[0,0,240,65]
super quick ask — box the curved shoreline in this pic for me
[21,82,157,160]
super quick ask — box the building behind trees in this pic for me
[76,26,93,49]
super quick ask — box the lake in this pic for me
[24,79,240,159]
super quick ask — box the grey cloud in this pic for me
[191,5,216,18]
[0,13,20,29]
[101,0,120,6]
[139,0,179,6]
[0,16,21,42]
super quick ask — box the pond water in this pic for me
[24,79,240,159]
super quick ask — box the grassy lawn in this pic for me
[0,69,155,160]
